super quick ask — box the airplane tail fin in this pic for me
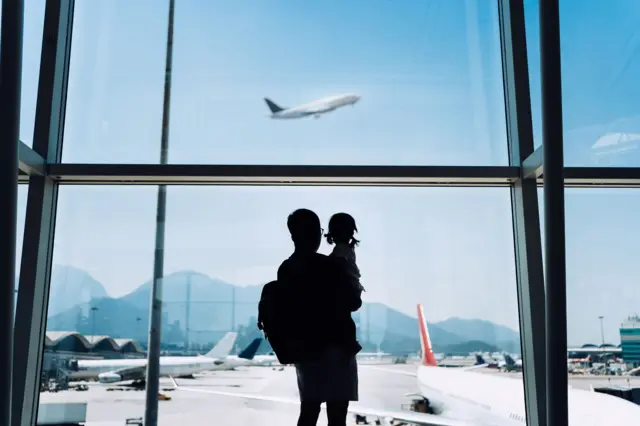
[238,338,263,360]
[417,304,438,367]
[475,354,486,365]
[204,332,238,359]
[264,98,285,114]
[504,354,515,366]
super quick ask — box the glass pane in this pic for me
[523,0,542,149]
[564,189,640,420]
[40,185,523,425]
[38,186,156,423]
[62,1,508,166]
[15,184,28,315]
[62,0,169,163]
[20,0,46,147]
[558,1,640,166]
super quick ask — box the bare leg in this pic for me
[298,401,321,426]
[326,401,349,426]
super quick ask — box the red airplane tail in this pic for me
[417,304,438,367]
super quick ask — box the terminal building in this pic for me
[44,331,144,358]
[43,331,144,376]
[620,316,640,367]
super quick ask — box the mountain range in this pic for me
[45,265,521,355]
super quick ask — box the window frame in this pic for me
[10,1,640,426]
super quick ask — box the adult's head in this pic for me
[287,208,322,253]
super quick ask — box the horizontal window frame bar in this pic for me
[46,164,519,186]
[562,167,640,187]
[16,163,640,187]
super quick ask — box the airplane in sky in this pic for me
[171,305,640,425]
[264,93,361,119]
[69,333,263,384]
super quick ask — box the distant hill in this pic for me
[47,296,185,343]
[47,266,109,316]
[46,268,520,353]
[433,317,520,351]
[120,271,262,344]
[444,340,501,355]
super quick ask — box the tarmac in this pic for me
[37,364,640,425]
[38,364,418,426]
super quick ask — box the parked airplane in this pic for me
[251,353,280,367]
[66,332,237,381]
[171,305,640,425]
[474,354,499,369]
[499,354,522,373]
[70,333,262,384]
[264,93,360,119]
[213,338,265,370]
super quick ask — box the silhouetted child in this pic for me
[325,213,365,292]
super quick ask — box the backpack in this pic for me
[257,280,305,365]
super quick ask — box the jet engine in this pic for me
[98,372,122,383]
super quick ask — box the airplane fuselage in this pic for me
[416,364,640,425]
[270,93,360,119]
[251,355,279,366]
[75,355,244,383]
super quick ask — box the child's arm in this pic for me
[329,257,363,311]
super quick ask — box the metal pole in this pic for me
[90,307,97,352]
[231,286,236,332]
[185,274,191,351]
[599,316,605,346]
[366,304,371,344]
[540,0,568,425]
[144,0,175,424]
[0,1,23,424]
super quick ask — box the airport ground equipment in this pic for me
[36,401,87,425]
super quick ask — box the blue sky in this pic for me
[16,0,640,345]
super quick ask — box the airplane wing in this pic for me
[460,364,488,372]
[359,365,417,377]
[361,364,487,376]
[169,378,474,426]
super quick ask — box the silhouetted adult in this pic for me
[277,208,362,426]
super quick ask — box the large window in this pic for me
[565,189,640,356]
[16,0,640,425]
[525,0,640,164]
[559,1,640,167]
[37,185,523,425]
[62,1,507,166]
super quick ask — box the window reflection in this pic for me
[526,0,640,166]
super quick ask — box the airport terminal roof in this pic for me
[44,331,144,354]
[114,338,144,353]
[568,345,622,354]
